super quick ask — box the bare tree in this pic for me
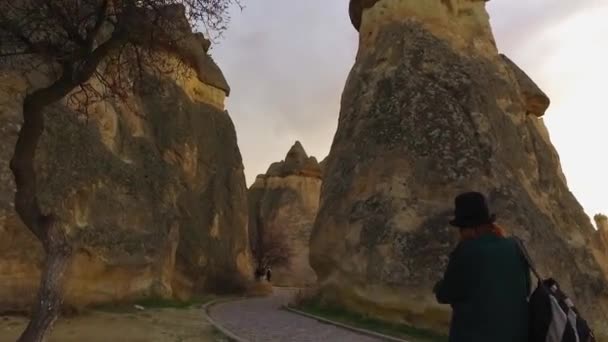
[252,219,293,280]
[0,0,240,340]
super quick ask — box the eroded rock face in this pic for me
[310,0,608,337]
[248,142,321,286]
[0,23,251,311]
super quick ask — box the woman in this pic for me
[434,192,530,342]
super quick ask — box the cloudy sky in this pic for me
[213,0,608,221]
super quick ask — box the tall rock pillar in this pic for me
[0,13,252,310]
[310,0,608,336]
[248,142,322,286]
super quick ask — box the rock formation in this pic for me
[597,214,608,233]
[310,0,608,337]
[0,14,251,312]
[248,142,321,286]
[594,214,608,280]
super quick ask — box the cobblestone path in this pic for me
[208,288,383,342]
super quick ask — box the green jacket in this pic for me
[434,234,531,342]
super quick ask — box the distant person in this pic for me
[434,192,530,342]
[266,267,272,282]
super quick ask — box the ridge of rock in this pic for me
[500,55,550,117]
[596,214,608,231]
[262,141,322,179]
[349,0,381,30]
[351,0,496,58]
[350,0,492,32]
[134,4,230,95]
[595,214,608,255]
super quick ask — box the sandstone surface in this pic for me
[310,0,608,337]
[248,142,321,286]
[594,214,608,281]
[597,214,608,237]
[0,13,251,311]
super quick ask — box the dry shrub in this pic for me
[290,286,321,308]
[246,281,273,297]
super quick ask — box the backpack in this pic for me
[515,238,596,342]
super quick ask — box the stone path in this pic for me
[208,287,383,342]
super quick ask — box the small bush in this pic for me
[291,294,447,342]
[205,272,251,295]
[246,281,273,297]
[290,287,321,307]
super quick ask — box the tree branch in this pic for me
[0,16,65,60]
[9,32,126,242]
[43,2,87,47]
[85,0,110,51]
[75,33,127,84]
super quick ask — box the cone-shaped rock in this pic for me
[248,142,322,286]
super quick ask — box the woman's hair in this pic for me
[459,223,507,241]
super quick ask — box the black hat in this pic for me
[449,192,496,228]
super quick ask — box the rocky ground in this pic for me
[0,307,229,342]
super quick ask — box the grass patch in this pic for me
[133,296,214,309]
[94,295,216,313]
[292,300,447,342]
[210,327,236,342]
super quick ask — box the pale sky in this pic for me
[213,0,608,221]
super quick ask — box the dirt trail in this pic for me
[0,307,228,342]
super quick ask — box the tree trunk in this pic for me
[17,223,72,342]
[10,87,75,342]
[8,30,124,341]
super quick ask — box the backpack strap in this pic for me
[513,237,544,282]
